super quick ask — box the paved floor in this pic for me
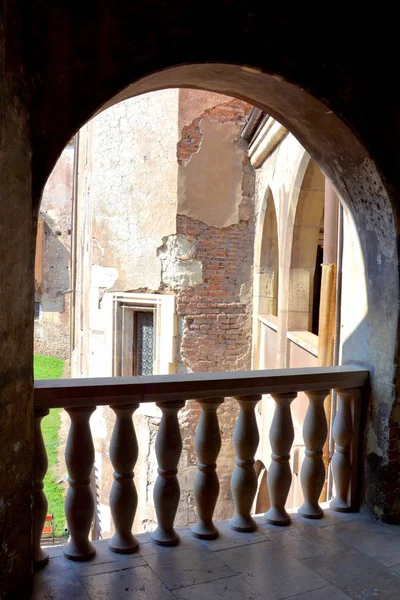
[33,509,400,599]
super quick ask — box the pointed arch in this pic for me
[252,188,279,368]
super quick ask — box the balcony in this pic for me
[33,366,388,600]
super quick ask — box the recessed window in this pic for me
[115,299,156,376]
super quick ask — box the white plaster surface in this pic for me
[83,90,180,291]
[158,234,203,288]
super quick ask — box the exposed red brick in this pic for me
[175,215,253,373]
[177,98,252,166]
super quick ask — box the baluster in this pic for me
[265,392,296,526]
[33,408,50,569]
[151,400,184,546]
[230,395,261,532]
[299,390,329,519]
[330,389,353,512]
[192,397,223,539]
[109,403,140,554]
[64,407,96,561]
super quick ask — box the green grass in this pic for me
[34,354,64,380]
[34,355,66,537]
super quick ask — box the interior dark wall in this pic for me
[20,5,400,215]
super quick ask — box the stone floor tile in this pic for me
[73,554,146,576]
[175,526,196,539]
[253,514,304,536]
[389,563,400,575]
[199,519,266,551]
[33,516,400,600]
[324,519,400,560]
[46,555,75,571]
[139,532,205,557]
[32,567,91,600]
[135,531,152,543]
[295,510,369,529]
[301,547,395,589]
[216,540,328,600]
[325,517,400,537]
[268,523,349,560]
[47,545,67,558]
[81,565,175,599]
[69,540,116,566]
[144,544,234,590]
[344,576,400,599]
[378,554,400,567]
[282,585,352,599]
[172,574,265,600]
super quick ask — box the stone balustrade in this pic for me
[33,366,368,567]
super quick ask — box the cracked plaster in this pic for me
[158,234,203,288]
[85,90,180,291]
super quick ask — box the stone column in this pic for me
[265,392,296,526]
[230,395,261,532]
[108,404,140,554]
[330,389,353,512]
[151,401,184,546]
[192,398,224,539]
[64,407,96,561]
[299,390,329,519]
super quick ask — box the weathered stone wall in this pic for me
[0,14,34,596]
[34,144,73,359]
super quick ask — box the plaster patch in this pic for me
[91,265,118,289]
[158,234,203,288]
[178,119,245,228]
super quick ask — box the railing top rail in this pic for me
[34,365,369,410]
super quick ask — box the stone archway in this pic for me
[287,159,325,334]
[34,62,398,520]
[252,188,279,369]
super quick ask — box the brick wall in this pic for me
[176,215,254,373]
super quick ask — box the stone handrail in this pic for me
[33,366,368,567]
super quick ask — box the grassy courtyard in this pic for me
[34,355,65,537]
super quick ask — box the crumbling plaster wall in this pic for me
[73,89,255,536]
[34,144,73,359]
[88,89,180,292]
